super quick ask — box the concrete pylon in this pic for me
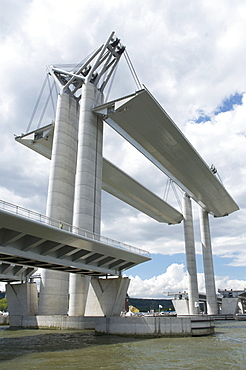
[73,82,103,233]
[39,92,79,315]
[182,193,200,315]
[68,274,91,316]
[69,83,104,315]
[199,207,218,315]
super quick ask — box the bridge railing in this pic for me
[0,199,150,258]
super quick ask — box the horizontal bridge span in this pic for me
[15,124,183,225]
[0,201,150,276]
[93,88,239,217]
[102,159,183,224]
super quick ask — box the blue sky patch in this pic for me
[129,253,186,279]
[215,92,243,115]
[194,92,244,123]
[195,113,211,123]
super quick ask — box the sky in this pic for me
[0,0,246,298]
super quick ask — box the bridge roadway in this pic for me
[15,125,183,225]
[93,88,239,217]
[0,200,150,277]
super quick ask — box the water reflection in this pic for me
[0,328,142,362]
[0,321,246,369]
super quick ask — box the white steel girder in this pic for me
[15,124,183,225]
[93,88,239,217]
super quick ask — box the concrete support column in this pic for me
[46,92,79,222]
[69,83,104,315]
[182,194,199,315]
[73,82,103,233]
[39,92,79,315]
[39,271,70,315]
[199,207,218,315]
[68,274,90,316]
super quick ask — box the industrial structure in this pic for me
[0,32,239,327]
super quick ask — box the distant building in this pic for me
[127,297,174,312]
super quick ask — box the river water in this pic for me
[0,320,246,369]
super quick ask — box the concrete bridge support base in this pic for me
[84,276,130,317]
[221,298,239,315]
[172,299,190,315]
[6,282,38,316]
[95,316,215,337]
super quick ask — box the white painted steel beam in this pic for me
[0,261,37,282]
[102,159,183,224]
[93,89,239,217]
[15,125,183,225]
[15,123,54,159]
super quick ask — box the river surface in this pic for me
[0,320,246,369]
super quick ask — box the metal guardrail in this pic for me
[0,200,150,258]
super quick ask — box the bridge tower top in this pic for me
[47,31,125,97]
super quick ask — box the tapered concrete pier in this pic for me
[199,207,218,315]
[182,194,199,315]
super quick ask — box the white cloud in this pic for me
[128,263,189,298]
[128,263,246,298]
